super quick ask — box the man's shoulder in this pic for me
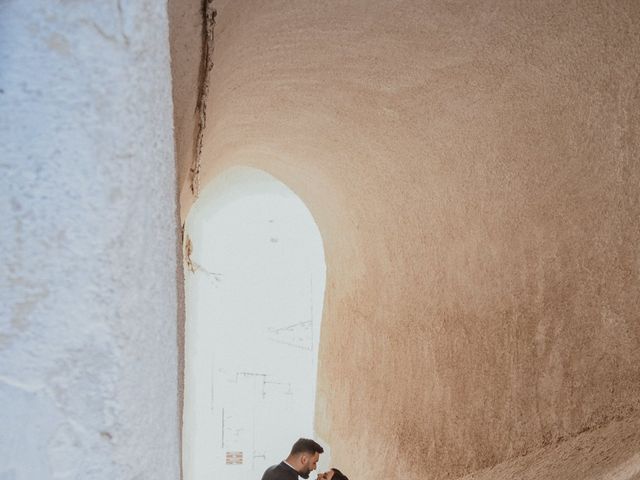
[262,462,298,480]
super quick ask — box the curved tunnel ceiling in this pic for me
[169,2,640,479]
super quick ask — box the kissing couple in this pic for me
[261,438,348,480]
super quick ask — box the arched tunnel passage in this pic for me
[182,166,327,480]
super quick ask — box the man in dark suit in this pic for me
[261,438,324,480]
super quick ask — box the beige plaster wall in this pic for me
[170,1,640,478]
[168,0,203,192]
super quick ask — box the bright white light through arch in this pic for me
[183,166,326,480]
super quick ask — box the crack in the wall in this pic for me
[183,232,223,280]
[79,19,120,44]
[190,0,216,198]
[116,0,130,46]
[78,0,131,48]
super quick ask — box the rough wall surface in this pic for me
[168,0,207,198]
[167,1,204,474]
[172,1,640,479]
[0,1,180,479]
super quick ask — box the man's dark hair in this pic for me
[290,438,324,455]
[330,468,349,480]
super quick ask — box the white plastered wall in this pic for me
[0,1,180,479]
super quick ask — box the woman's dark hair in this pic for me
[331,468,349,480]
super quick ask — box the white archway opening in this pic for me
[183,167,326,480]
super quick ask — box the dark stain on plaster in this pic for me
[190,0,216,198]
[184,234,195,273]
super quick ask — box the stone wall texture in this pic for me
[1,1,180,479]
[170,1,640,479]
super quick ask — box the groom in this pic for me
[261,438,324,480]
